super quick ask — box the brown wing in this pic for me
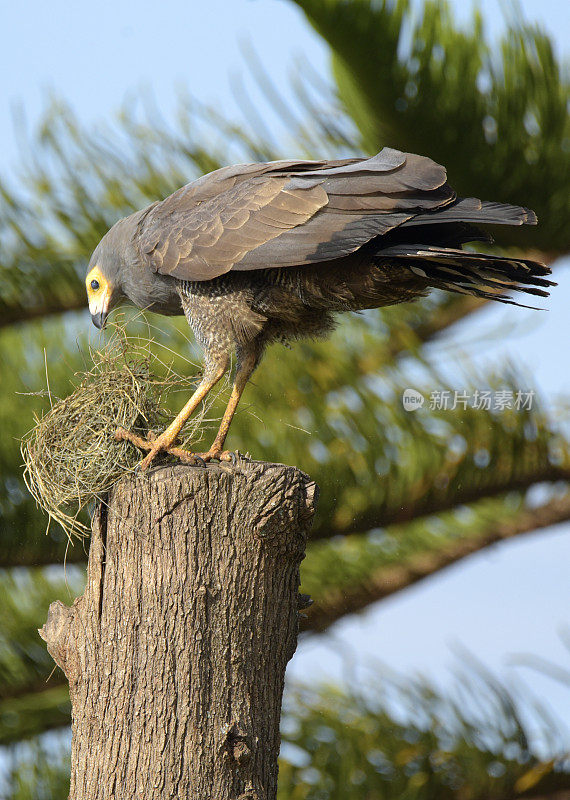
[137,148,453,280]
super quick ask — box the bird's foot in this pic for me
[115,428,198,471]
[114,429,238,470]
[194,448,237,464]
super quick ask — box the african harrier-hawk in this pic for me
[85,148,553,468]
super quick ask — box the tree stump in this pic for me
[40,460,317,800]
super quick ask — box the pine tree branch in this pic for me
[0,294,86,329]
[0,685,70,746]
[0,673,68,704]
[0,538,87,569]
[310,465,570,541]
[302,493,570,632]
[386,293,484,359]
[292,0,570,256]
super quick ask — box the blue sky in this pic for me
[1,0,569,747]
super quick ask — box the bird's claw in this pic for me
[139,448,162,471]
[192,449,238,465]
[116,427,191,470]
[114,428,239,470]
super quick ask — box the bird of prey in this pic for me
[85,147,553,469]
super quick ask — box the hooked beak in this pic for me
[89,286,111,330]
[91,311,108,330]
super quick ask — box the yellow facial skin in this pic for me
[86,266,113,328]
[85,266,111,316]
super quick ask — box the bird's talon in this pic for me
[194,456,207,468]
[139,453,155,471]
[212,450,236,464]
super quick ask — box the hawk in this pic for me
[85,148,553,469]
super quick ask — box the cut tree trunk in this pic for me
[40,460,317,800]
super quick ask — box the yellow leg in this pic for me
[116,361,228,470]
[197,351,258,460]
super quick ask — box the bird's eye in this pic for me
[90,279,100,291]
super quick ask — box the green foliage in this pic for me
[0,317,88,565]
[231,311,569,542]
[278,669,570,800]
[2,734,70,800]
[0,568,83,745]
[301,495,528,599]
[292,0,570,255]
[2,662,570,800]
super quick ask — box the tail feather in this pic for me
[378,244,555,309]
[410,197,538,227]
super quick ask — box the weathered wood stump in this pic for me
[40,460,317,800]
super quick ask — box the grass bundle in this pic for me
[21,330,206,539]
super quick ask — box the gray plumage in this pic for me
[87,147,554,463]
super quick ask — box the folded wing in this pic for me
[137,148,456,281]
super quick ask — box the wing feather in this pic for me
[136,148,456,280]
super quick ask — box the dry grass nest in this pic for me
[22,331,211,539]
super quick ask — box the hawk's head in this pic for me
[85,216,136,329]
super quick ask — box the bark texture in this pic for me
[40,460,317,800]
